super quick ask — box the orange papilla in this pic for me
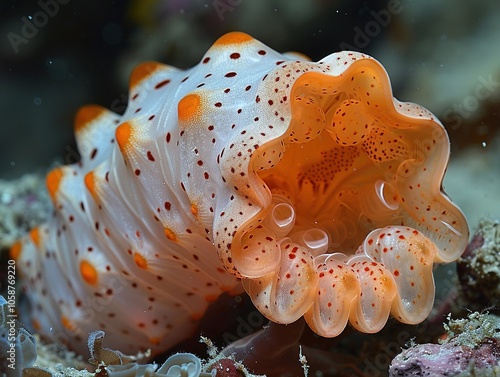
[130,61,164,89]
[116,122,132,152]
[177,93,201,121]
[149,337,161,345]
[213,31,253,46]
[190,203,198,217]
[61,315,76,331]
[74,105,106,133]
[133,253,148,269]
[10,241,22,260]
[29,227,40,247]
[46,167,63,202]
[164,227,177,242]
[84,171,98,201]
[205,294,218,303]
[80,260,98,285]
[191,312,204,321]
[32,318,41,331]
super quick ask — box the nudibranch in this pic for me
[12,32,468,356]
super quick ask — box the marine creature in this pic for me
[11,31,469,357]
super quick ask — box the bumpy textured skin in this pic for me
[12,32,469,356]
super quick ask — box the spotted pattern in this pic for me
[12,32,468,357]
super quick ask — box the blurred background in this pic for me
[0,0,499,223]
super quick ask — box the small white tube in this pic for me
[292,228,329,257]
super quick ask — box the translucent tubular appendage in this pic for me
[264,197,296,238]
[292,228,329,257]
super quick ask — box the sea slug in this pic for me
[12,31,469,357]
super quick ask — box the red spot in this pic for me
[288,253,296,259]
[154,79,171,89]
[393,270,400,277]
[147,151,155,161]
[399,235,406,240]
[368,239,374,245]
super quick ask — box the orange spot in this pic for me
[213,31,253,46]
[29,227,40,247]
[133,253,148,269]
[84,171,98,201]
[164,227,177,242]
[191,312,203,321]
[149,337,161,345]
[205,294,217,303]
[10,241,22,260]
[46,167,63,202]
[178,94,201,121]
[61,315,76,331]
[190,203,198,217]
[74,105,106,132]
[32,318,41,331]
[130,61,164,88]
[80,260,98,285]
[116,122,132,152]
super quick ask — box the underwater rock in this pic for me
[457,219,500,308]
[389,312,500,377]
